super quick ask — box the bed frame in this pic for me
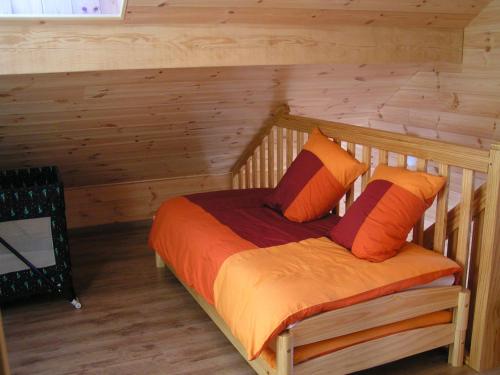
[156,104,500,374]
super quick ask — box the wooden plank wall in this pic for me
[65,174,231,228]
[124,0,486,28]
[0,0,488,74]
[0,0,121,15]
[372,1,500,151]
[366,1,500,371]
[0,63,428,187]
[0,26,463,76]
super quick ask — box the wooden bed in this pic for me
[155,104,500,374]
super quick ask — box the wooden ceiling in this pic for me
[0,0,496,189]
[0,63,428,187]
[125,0,490,28]
[0,0,491,75]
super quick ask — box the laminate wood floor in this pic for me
[1,224,494,375]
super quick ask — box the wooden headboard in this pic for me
[230,104,500,372]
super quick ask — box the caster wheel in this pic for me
[70,298,82,309]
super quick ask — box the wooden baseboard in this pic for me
[68,219,152,237]
[65,174,232,229]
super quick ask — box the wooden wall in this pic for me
[65,174,231,228]
[0,0,490,74]
[0,63,428,187]
[372,1,500,151]
[364,1,500,371]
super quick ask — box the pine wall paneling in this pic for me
[0,0,490,74]
[0,0,498,370]
[366,1,500,370]
[373,2,500,151]
[0,24,464,75]
[0,63,429,187]
[65,174,232,228]
[123,0,487,29]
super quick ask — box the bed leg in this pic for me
[155,253,165,268]
[276,331,293,375]
[448,290,470,367]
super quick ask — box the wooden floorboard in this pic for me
[0,224,489,375]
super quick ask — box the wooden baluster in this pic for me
[361,145,371,191]
[268,129,275,188]
[455,169,474,287]
[252,149,258,188]
[379,149,388,165]
[291,130,297,159]
[277,127,284,181]
[397,154,407,168]
[245,159,251,189]
[238,168,244,189]
[303,132,309,144]
[346,142,356,209]
[334,139,342,215]
[260,138,267,188]
[413,158,428,245]
[433,163,450,253]
[298,132,305,152]
[286,128,293,168]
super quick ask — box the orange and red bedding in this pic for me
[149,189,460,361]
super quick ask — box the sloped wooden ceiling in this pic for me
[0,0,491,74]
[0,63,428,187]
[125,0,487,27]
[0,0,495,189]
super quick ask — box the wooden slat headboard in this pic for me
[230,105,500,371]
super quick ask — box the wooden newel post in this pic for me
[469,143,500,372]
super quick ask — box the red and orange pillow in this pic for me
[330,165,446,262]
[266,128,367,223]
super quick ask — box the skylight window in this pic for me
[0,0,127,19]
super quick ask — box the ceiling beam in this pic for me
[0,23,463,75]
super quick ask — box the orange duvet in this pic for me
[149,189,461,360]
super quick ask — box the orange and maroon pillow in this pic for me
[330,165,446,262]
[266,128,367,223]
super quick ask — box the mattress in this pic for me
[149,188,461,360]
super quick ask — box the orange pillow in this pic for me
[266,128,367,222]
[330,165,446,262]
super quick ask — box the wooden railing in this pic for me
[230,105,500,371]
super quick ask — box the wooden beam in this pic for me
[65,174,232,228]
[0,24,463,75]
